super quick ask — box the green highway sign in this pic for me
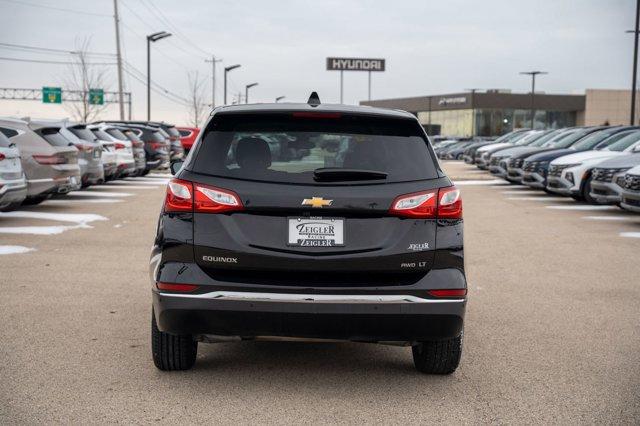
[89,88,104,105]
[42,87,62,104]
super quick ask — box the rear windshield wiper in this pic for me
[313,167,388,182]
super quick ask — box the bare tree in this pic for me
[62,38,110,122]
[187,71,207,127]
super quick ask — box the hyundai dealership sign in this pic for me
[326,57,386,72]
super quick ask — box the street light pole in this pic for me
[520,71,548,129]
[224,64,241,105]
[245,82,258,104]
[146,31,172,120]
[627,0,640,125]
[275,96,285,103]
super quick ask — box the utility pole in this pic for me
[520,71,548,129]
[224,64,241,105]
[112,0,125,120]
[205,55,222,108]
[627,0,640,125]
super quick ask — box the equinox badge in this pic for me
[302,197,333,208]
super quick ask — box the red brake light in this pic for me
[427,289,467,298]
[33,154,66,165]
[292,112,341,119]
[389,186,462,219]
[114,142,126,150]
[164,178,193,212]
[194,183,243,213]
[0,153,5,161]
[156,282,199,292]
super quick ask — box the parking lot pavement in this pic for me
[1,167,639,423]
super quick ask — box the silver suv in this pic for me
[0,130,27,210]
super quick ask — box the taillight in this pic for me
[437,187,462,219]
[427,289,467,298]
[164,179,244,214]
[0,153,5,161]
[149,142,163,150]
[389,186,462,219]
[33,154,66,165]
[165,178,193,212]
[75,143,93,152]
[194,183,243,213]
[156,282,199,292]
[114,142,126,150]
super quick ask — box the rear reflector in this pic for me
[156,282,199,292]
[427,289,467,298]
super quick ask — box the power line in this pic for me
[0,56,116,65]
[122,66,188,107]
[0,42,116,57]
[0,0,112,17]
[122,61,189,105]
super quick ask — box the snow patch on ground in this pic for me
[453,179,509,186]
[0,210,108,235]
[66,191,133,198]
[620,232,640,238]
[546,205,617,211]
[583,216,635,221]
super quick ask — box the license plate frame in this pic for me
[287,217,345,247]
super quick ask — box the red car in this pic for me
[177,127,199,152]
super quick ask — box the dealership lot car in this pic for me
[151,97,466,374]
[177,126,200,152]
[0,131,27,210]
[111,123,170,174]
[619,164,640,212]
[64,123,104,186]
[89,125,136,178]
[0,118,80,204]
[590,151,640,204]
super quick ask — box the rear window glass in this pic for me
[68,127,96,142]
[39,128,70,147]
[0,132,10,147]
[106,128,127,140]
[91,129,113,141]
[190,113,438,184]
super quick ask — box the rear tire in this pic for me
[412,333,462,375]
[151,311,197,371]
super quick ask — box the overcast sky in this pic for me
[0,0,635,124]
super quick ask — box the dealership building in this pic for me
[360,89,638,137]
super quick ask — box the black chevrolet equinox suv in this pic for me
[150,94,467,374]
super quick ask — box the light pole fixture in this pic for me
[146,31,172,120]
[275,96,285,103]
[627,0,640,125]
[520,71,548,129]
[245,83,258,104]
[224,64,241,105]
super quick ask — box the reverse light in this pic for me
[194,183,243,213]
[156,282,199,292]
[390,186,462,219]
[428,289,467,298]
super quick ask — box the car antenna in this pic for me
[307,92,321,107]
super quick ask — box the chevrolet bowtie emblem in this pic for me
[302,197,333,208]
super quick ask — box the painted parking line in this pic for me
[505,197,571,202]
[454,179,510,186]
[620,232,640,238]
[546,205,618,211]
[497,185,529,189]
[43,198,124,205]
[102,180,165,186]
[145,173,170,178]
[583,215,637,221]
[501,190,539,195]
[87,185,159,190]
[0,225,90,235]
[0,245,35,255]
[65,191,133,198]
[0,211,107,223]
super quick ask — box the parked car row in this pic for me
[0,118,194,211]
[433,136,497,160]
[443,126,640,213]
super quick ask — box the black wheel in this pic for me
[141,169,150,176]
[582,176,596,204]
[151,311,197,371]
[412,333,462,375]
[22,195,48,205]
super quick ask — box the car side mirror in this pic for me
[170,160,183,175]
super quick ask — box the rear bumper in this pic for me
[153,290,465,342]
[0,178,27,206]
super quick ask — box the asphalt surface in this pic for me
[1,163,639,424]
